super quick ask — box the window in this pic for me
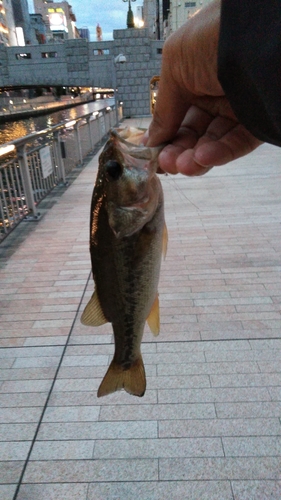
[41,52,57,58]
[15,53,32,60]
[93,49,110,55]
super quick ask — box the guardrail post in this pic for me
[17,144,39,219]
[74,122,83,165]
[110,108,115,128]
[98,111,106,141]
[53,131,67,185]
[86,116,94,151]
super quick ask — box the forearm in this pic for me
[218,0,281,146]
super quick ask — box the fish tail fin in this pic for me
[97,356,146,398]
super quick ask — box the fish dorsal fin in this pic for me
[80,290,108,326]
[147,294,160,336]
[97,356,146,397]
[162,222,168,260]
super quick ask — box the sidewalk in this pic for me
[0,117,281,500]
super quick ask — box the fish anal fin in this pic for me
[162,222,168,259]
[97,356,146,398]
[80,290,108,326]
[147,294,160,336]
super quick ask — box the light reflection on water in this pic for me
[0,98,114,145]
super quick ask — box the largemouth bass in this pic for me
[81,127,167,397]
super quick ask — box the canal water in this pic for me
[0,98,114,145]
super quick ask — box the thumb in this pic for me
[146,73,191,147]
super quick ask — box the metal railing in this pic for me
[0,93,94,118]
[0,103,122,242]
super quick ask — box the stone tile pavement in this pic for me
[0,117,281,500]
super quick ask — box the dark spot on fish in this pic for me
[105,160,123,180]
[122,361,132,370]
[128,285,135,294]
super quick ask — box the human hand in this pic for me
[146,0,262,176]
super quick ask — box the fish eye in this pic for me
[105,160,122,180]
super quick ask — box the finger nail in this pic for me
[193,151,210,167]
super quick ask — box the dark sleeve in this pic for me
[218,0,281,146]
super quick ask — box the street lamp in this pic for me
[112,54,127,127]
[122,0,136,29]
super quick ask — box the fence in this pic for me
[0,103,122,242]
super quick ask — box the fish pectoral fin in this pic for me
[147,294,160,336]
[162,222,168,260]
[80,290,108,326]
[97,356,146,398]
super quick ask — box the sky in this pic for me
[27,0,144,41]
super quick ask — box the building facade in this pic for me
[1,0,48,46]
[143,0,212,39]
[169,0,212,33]
[143,0,163,39]
[0,0,18,46]
[30,13,47,44]
[11,0,32,43]
[33,0,78,41]
[79,27,90,41]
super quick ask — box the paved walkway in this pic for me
[1,117,281,500]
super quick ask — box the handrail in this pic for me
[0,110,104,153]
[0,103,123,241]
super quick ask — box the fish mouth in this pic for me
[110,128,165,171]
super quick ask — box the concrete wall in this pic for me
[0,28,163,117]
[113,28,162,117]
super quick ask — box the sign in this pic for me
[40,146,53,179]
[49,11,68,32]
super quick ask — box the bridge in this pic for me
[0,29,163,117]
